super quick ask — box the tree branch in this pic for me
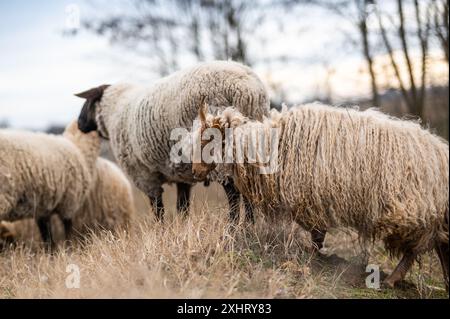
[375,4,411,109]
[397,0,417,113]
[414,0,431,118]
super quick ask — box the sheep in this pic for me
[75,60,270,222]
[74,157,135,234]
[192,102,449,290]
[0,157,135,250]
[0,121,100,249]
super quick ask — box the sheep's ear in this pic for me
[76,84,110,134]
[75,84,110,100]
[198,96,208,125]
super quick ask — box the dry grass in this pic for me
[0,183,447,299]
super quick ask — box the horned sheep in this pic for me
[192,103,449,290]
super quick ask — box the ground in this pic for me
[0,183,447,299]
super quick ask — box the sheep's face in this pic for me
[191,100,224,181]
[192,127,219,181]
[75,84,110,134]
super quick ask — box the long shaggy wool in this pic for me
[211,104,449,257]
[96,61,269,198]
[0,157,135,249]
[0,122,100,223]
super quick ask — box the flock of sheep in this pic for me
[0,61,448,292]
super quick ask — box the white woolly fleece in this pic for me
[0,157,135,249]
[0,121,100,223]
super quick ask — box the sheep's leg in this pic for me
[62,218,73,241]
[311,229,326,252]
[148,193,165,222]
[243,197,254,224]
[37,216,55,252]
[383,251,416,288]
[221,179,240,223]
[176,182,191,216]
[435,241,449,292]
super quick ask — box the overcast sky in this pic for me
[0,1,447,129]
[0,1,154,129]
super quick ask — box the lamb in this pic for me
[0,121,100,249]
[192,102,449,290]
[0,157,135,249]
[75,61,270,222]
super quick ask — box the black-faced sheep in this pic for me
[75,61,270,222]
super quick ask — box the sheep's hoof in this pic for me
[312,251,329,264]
[382,278,415,290]
[382,278,396,289]
[311,245,323,254]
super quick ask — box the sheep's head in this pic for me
[191,98,225,181]
[63,120,100,143]
[0,221,16,250]
[75,84,110,136]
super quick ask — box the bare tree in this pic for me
[357,0,379,107]
[84,0,202,75]
[83,0,275,76]
[311,0,380,106]
[432,0,449,63]
[375,0,432,118]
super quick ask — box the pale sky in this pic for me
[0,1,155,129]
[0,1,447,129]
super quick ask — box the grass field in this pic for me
[0,183,447,299]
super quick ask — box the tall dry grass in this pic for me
[0,183,447,299]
